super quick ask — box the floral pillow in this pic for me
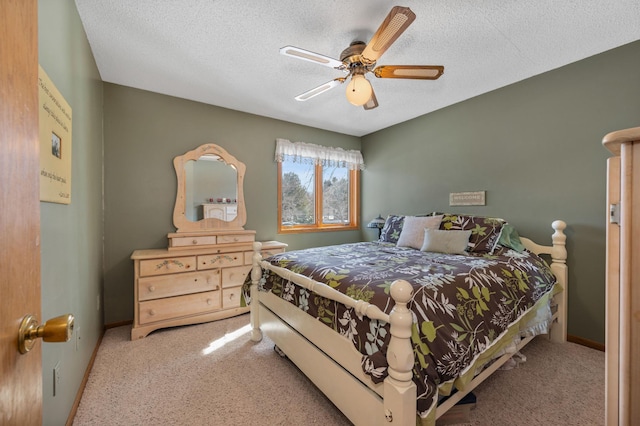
[378,215,404,243]
[438,214,506,253]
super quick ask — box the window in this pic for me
[276,139,362,233]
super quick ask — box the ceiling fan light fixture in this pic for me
[345,74,373,106]
[281,6,443,110]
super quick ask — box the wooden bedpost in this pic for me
[250,241,263,342]
[549,220,568,343]
[519,220,568,343]
[383,279,416,425]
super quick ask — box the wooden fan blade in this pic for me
[361,6,416,63]
[280,46,345,70]
[373,65,444,80]
[363,88,378,110]
[294,78,345,101]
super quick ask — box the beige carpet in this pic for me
[73,314,604,425]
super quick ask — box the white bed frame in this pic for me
[249,220,568,425]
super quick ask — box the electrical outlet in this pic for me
[53,362,60,397]
[75,326,81,351]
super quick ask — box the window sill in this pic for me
[277,224,360,234]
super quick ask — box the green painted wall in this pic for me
[361,41,640,344]
[102,85,362,323]
[38,1,104,425]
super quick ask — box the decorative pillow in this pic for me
[378,215,405,243]
[421,228,472,254]
[496,223,525,252]
[396,215,444,249]
[438,214,506,253]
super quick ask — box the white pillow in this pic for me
[396,215,443,249]
[421,228,472,254]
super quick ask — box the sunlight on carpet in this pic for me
[202,323,251,355]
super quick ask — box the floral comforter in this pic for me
[244,241,557,418]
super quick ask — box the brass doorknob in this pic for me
[18,313,74,354]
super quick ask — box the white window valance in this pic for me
[274,138,365,170]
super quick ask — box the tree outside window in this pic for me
[278,154,359,233]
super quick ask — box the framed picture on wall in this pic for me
[51,131,62,159]
[38,65,72,204]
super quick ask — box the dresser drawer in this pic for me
[217,233,254,244]
[138,290,221,324]
[222,287,242,309]
[222,265,252,288]
[138,270,221,301]
[139,256,196,277]
[198,252,243,270]
[170,235,217,248]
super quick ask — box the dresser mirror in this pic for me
[172,143,247,232]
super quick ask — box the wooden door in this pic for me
[0,1,43,425]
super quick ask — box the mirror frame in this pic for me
[172,143,247,232]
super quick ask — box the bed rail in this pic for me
[255,256,394,324]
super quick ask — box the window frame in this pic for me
[277,160,360,234]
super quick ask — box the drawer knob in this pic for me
[192,240,198,244]
[229,293,235,300]
[149,309,156,316]
[206,298,213,305]
[149,285,155,292]
[233,237,239,242]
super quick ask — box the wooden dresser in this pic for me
[603,127,640,426]
[131,231,286,339]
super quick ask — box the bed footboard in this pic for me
[250,241,418,425]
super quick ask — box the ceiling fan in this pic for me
[280,6,444,110]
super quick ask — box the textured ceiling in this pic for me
[75,0,640,137]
